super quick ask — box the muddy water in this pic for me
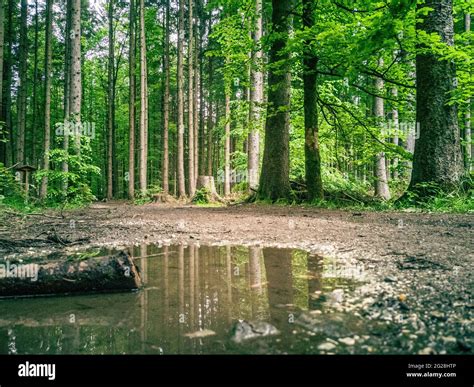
[0,244,368,354]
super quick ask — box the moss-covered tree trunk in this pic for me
[409,0,463,194]
[258,0,293,201]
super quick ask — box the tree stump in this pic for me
[195,176,225,203]
[0,251,141,298]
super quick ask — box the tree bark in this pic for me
[391,86,399,180]
[107,0,115,200]
[177,0,186,197]
[31,0,39,166]
[373,58,391,200]
[0,0,4,165]
[465,13,471,172]
[16,0,28,168]
[128,0,136,199]
[1,0,13,167]
[40,0,53,200]
[207,52,214,177]
[258,0,293,201]
[409,0,463,193]
[188,0,195,196]
[0,252,141,298]
[62,0,72,188]
[162,0,170,195]
[224,93,231,196]
[69,0,82,153]
[139,0,148,195]
[248,0,263,192]
[302,0,323,201]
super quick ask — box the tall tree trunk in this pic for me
[162,0,170,195]
[0,0,4,165]
[206,22,214,177]
[128,0,136,199]
[374,58,390,200]
[224,93,231,196]
[177,0,186,197]
[187,0,195,196]
[2,0,13,167]
[139,0,148,194]
[302,0,323,201]
[391,86,399,179]
[107,0,115,200]
[248,0,263,192]
[198,0,205,177]
[258,0,293,201]
[62,0,72,188]
[409,0,463,194]
[40,0,53,200]
[465,13,471,172]
[17,0,28,168]
[194,31,199,183]
[31,0,39,166]
[70,0,81,153]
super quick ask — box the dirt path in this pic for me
[1,202,473,353]
[2,201,473,266]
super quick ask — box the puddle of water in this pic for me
[0,244,367,354]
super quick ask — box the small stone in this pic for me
[318,342,336,351]
[384,276,397,283]
[338,337,356,346]
[419,347,434,355]
[329,289,344,304]
[430,311,444,320]
[398,294,407,302]
[442,336,456,344]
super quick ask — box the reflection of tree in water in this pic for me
[263,248,294,328]
[0,245,330,354]
[307,254,323,311]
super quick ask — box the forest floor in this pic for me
[1,202,473,353]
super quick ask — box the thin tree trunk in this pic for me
[188,0,195,196]
[374,58,390,200]
[139,0,148,194]
[198,0,205,177]
[194,31,199,183]
[107,0,115,200]
[17,0,28,168]
[62,0,72,188]
[465,13,471,172]
[206,45,213,177]
[31,0,39,166]
[248,0,263,192]
[0,0,4,165]
[303,0,323,201]
[40,0,53,200]
[391,86,399,179]
[70,0,82,153]
[162,0,170,194]
[128,0,136,199]
[410,0,463,193]
[258,0,293,201]
[177,0,186,197]
[224,93,231,196]
[2,0,13,167]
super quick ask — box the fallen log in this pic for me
[0,251,141,298]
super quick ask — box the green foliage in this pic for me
[192,187,211,204]
[34,145,100,206]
